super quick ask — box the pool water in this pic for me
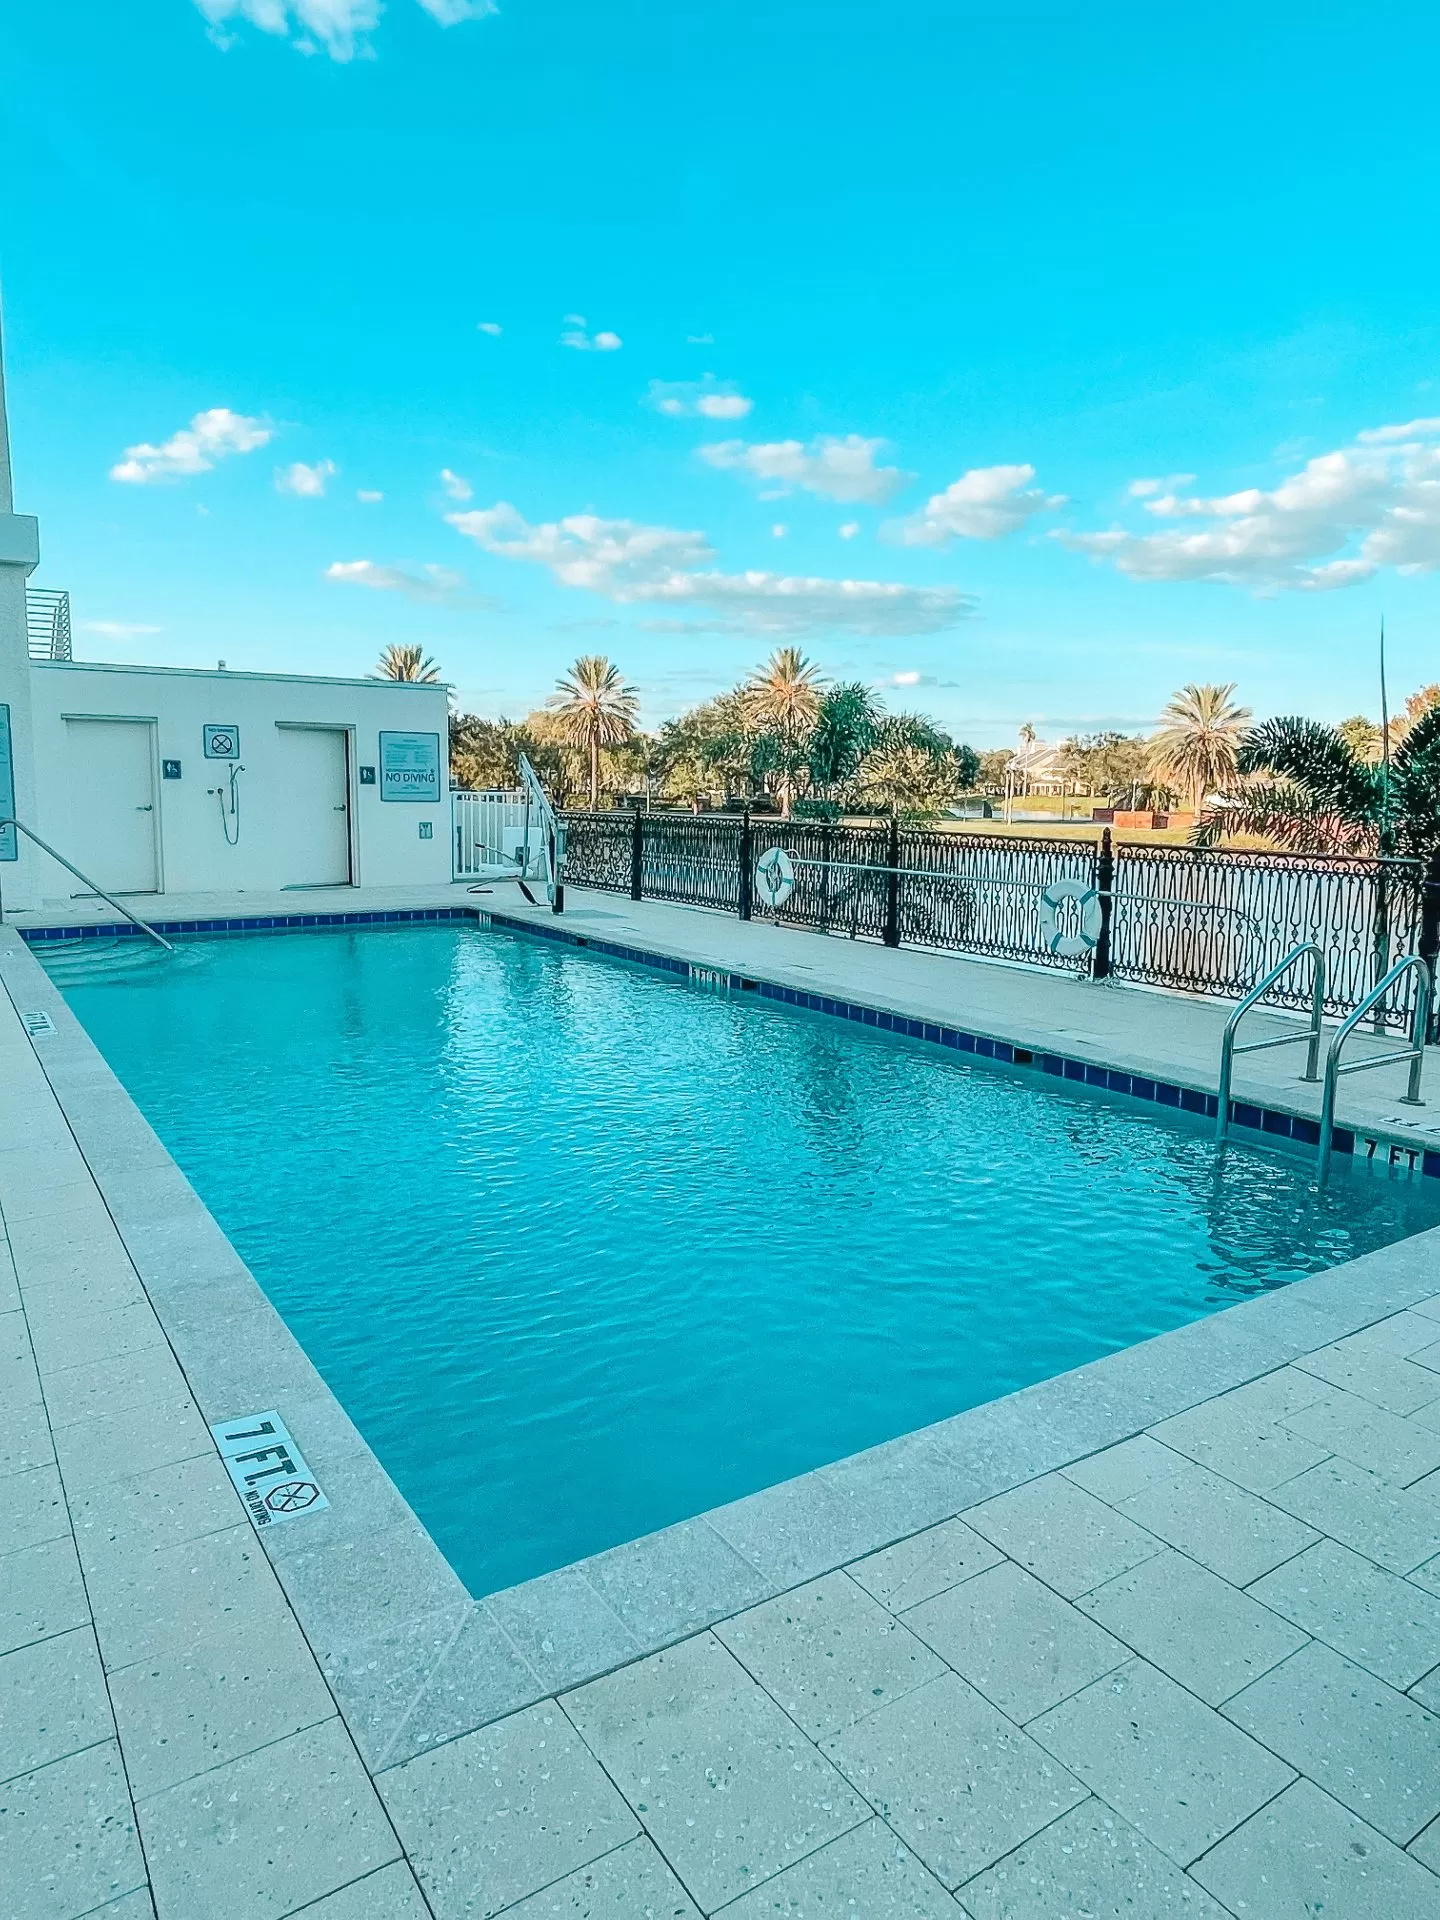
[52,922,1440,1596]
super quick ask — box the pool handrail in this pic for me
[1316,953,1432,1181]
[517,755,565,913]
[1215,942,1325,1144]
[0,817,175,952]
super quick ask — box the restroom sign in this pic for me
[379,731,441,803]
[210,1411,329,1529]
[204,724,240,760]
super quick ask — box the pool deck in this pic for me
[5,885,1440,1916]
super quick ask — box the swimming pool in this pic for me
[51,920,1440,1596]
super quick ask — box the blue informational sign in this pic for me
[378,730,441,803]
[0,705,16,861]
[203,724,240,760]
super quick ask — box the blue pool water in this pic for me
[51,922,1440,1596]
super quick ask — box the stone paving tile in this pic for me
[266,1513,470,1660]
[565,1633,867,1912]
[1115,1459,1320,1587]
[714,1571,946,1742]
[708,1468,911,1593]
[1223,1639,1440,1845]
[1250,1538,1440,1691]
[109,1615,338,1800]
[0,1740,146,1920]
[1269,1456,1440,1574]
[963,1473,1162,1599]
[0,1535,90,1657]
[1329,1310,1440,1359]
[87,1891,157,1918]
[1295,1339,1440,1417]
[380,1700,638,1920]
[0,1309,42,1409]
[0,1626,112,1785]
[1060,1434,1180,1504]
[39,1342,194,1431]
[140,1717,400,1920]
[957,1799,1233,1920]
[1077,1548,1308,1706]
[69,1452,243,1574]
[581,1517,772,1648]
[719,1817,962,1917]
[320,1603,473,1771]
[26,1298,168,1377]
[0,1462,70,1557]
[1282,1386,1440,1488]
[381,1602,548,1768]
[846,1517,1003,1613]
[822,1671,1086,1891]
[0,1396,55,1478]
[485,1566,644,1695]
[83,1521,296,1673]
[278,1861,433,1918]
[1191,1778,1440,1919]
[1412,1811,1440,1872]
[906,1561,1128,1724]
[50,1394,212,1496]
[1148,1393,1331,1494]
[500,1836,701,1918]
[1028,1658,1295,1868]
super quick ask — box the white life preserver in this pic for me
[755,846,797,910]
[1038,878,1103,957]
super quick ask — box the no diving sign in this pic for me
[210,1411,329,1530]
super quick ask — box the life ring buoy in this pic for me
[1038,879,1102,957]
[755,846,797,910]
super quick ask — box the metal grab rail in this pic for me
[1317,955,1433,1181]
[1216,943,1325,1144]
[517,755,565,913]
[0,818,174,952]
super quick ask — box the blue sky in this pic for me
[4,0,1440,746]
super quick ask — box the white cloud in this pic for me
[446,501,969,635]
[275,458,336,496]
[477,321,502,337]
[699,434,906,505]
[893,464,1064,545]
[110,408,273,485]
[838,521,860,540]
[560,318,623,352]
[440,468,473,502]
[1057,424,1440,591]
[890,670,922,685]
[771,523,788,538]
[356,489,384,503]
[686,332,714,345]
[194,0,491,59]
[78,620,163,639]
[325,559,465,602]
[1128,473,1195,498]
[645,377,753,421]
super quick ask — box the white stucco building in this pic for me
[0,322,451,912]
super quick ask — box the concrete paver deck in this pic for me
[4,889,1440,1916]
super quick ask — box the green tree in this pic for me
[375,643,439,682]
[1147,683,1251,813]
[851,715,968,821]
[743,647,826,817]
[1196,710,1440,858]
[547,656,641,810]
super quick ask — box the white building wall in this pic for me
[27,661,452,900]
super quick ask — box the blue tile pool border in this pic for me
[19,903,1440,1180]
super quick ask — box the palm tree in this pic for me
[1196,709,1440,859]
[1147,683,1252,814]
[547,655,640,810]
[376,643,439,683]
[743,648,825,817]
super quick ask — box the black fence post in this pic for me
[1420,851,1440,1042]
[629,802,644,902]
[738,807,753,921]
[882,812,901,948]
[1092,827,1114,980]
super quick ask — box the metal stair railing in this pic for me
[1317,954,1432,1181]
[0,818,174,951]
[1215,943,1325,1144]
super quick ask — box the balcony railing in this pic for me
[26,588,72,661]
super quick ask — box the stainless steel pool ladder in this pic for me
[1316,954,1432,1182]
[1216,943,1325,1145]
[0,817,174,952]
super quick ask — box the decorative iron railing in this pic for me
[558,807,1440,1032]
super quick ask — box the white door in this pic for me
[63,719,159,894]
[277,727,352,886]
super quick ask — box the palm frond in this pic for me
[1237,717,1378,821]
[1196,779,1379,856]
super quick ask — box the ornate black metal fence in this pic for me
[558,808,1439,1031]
